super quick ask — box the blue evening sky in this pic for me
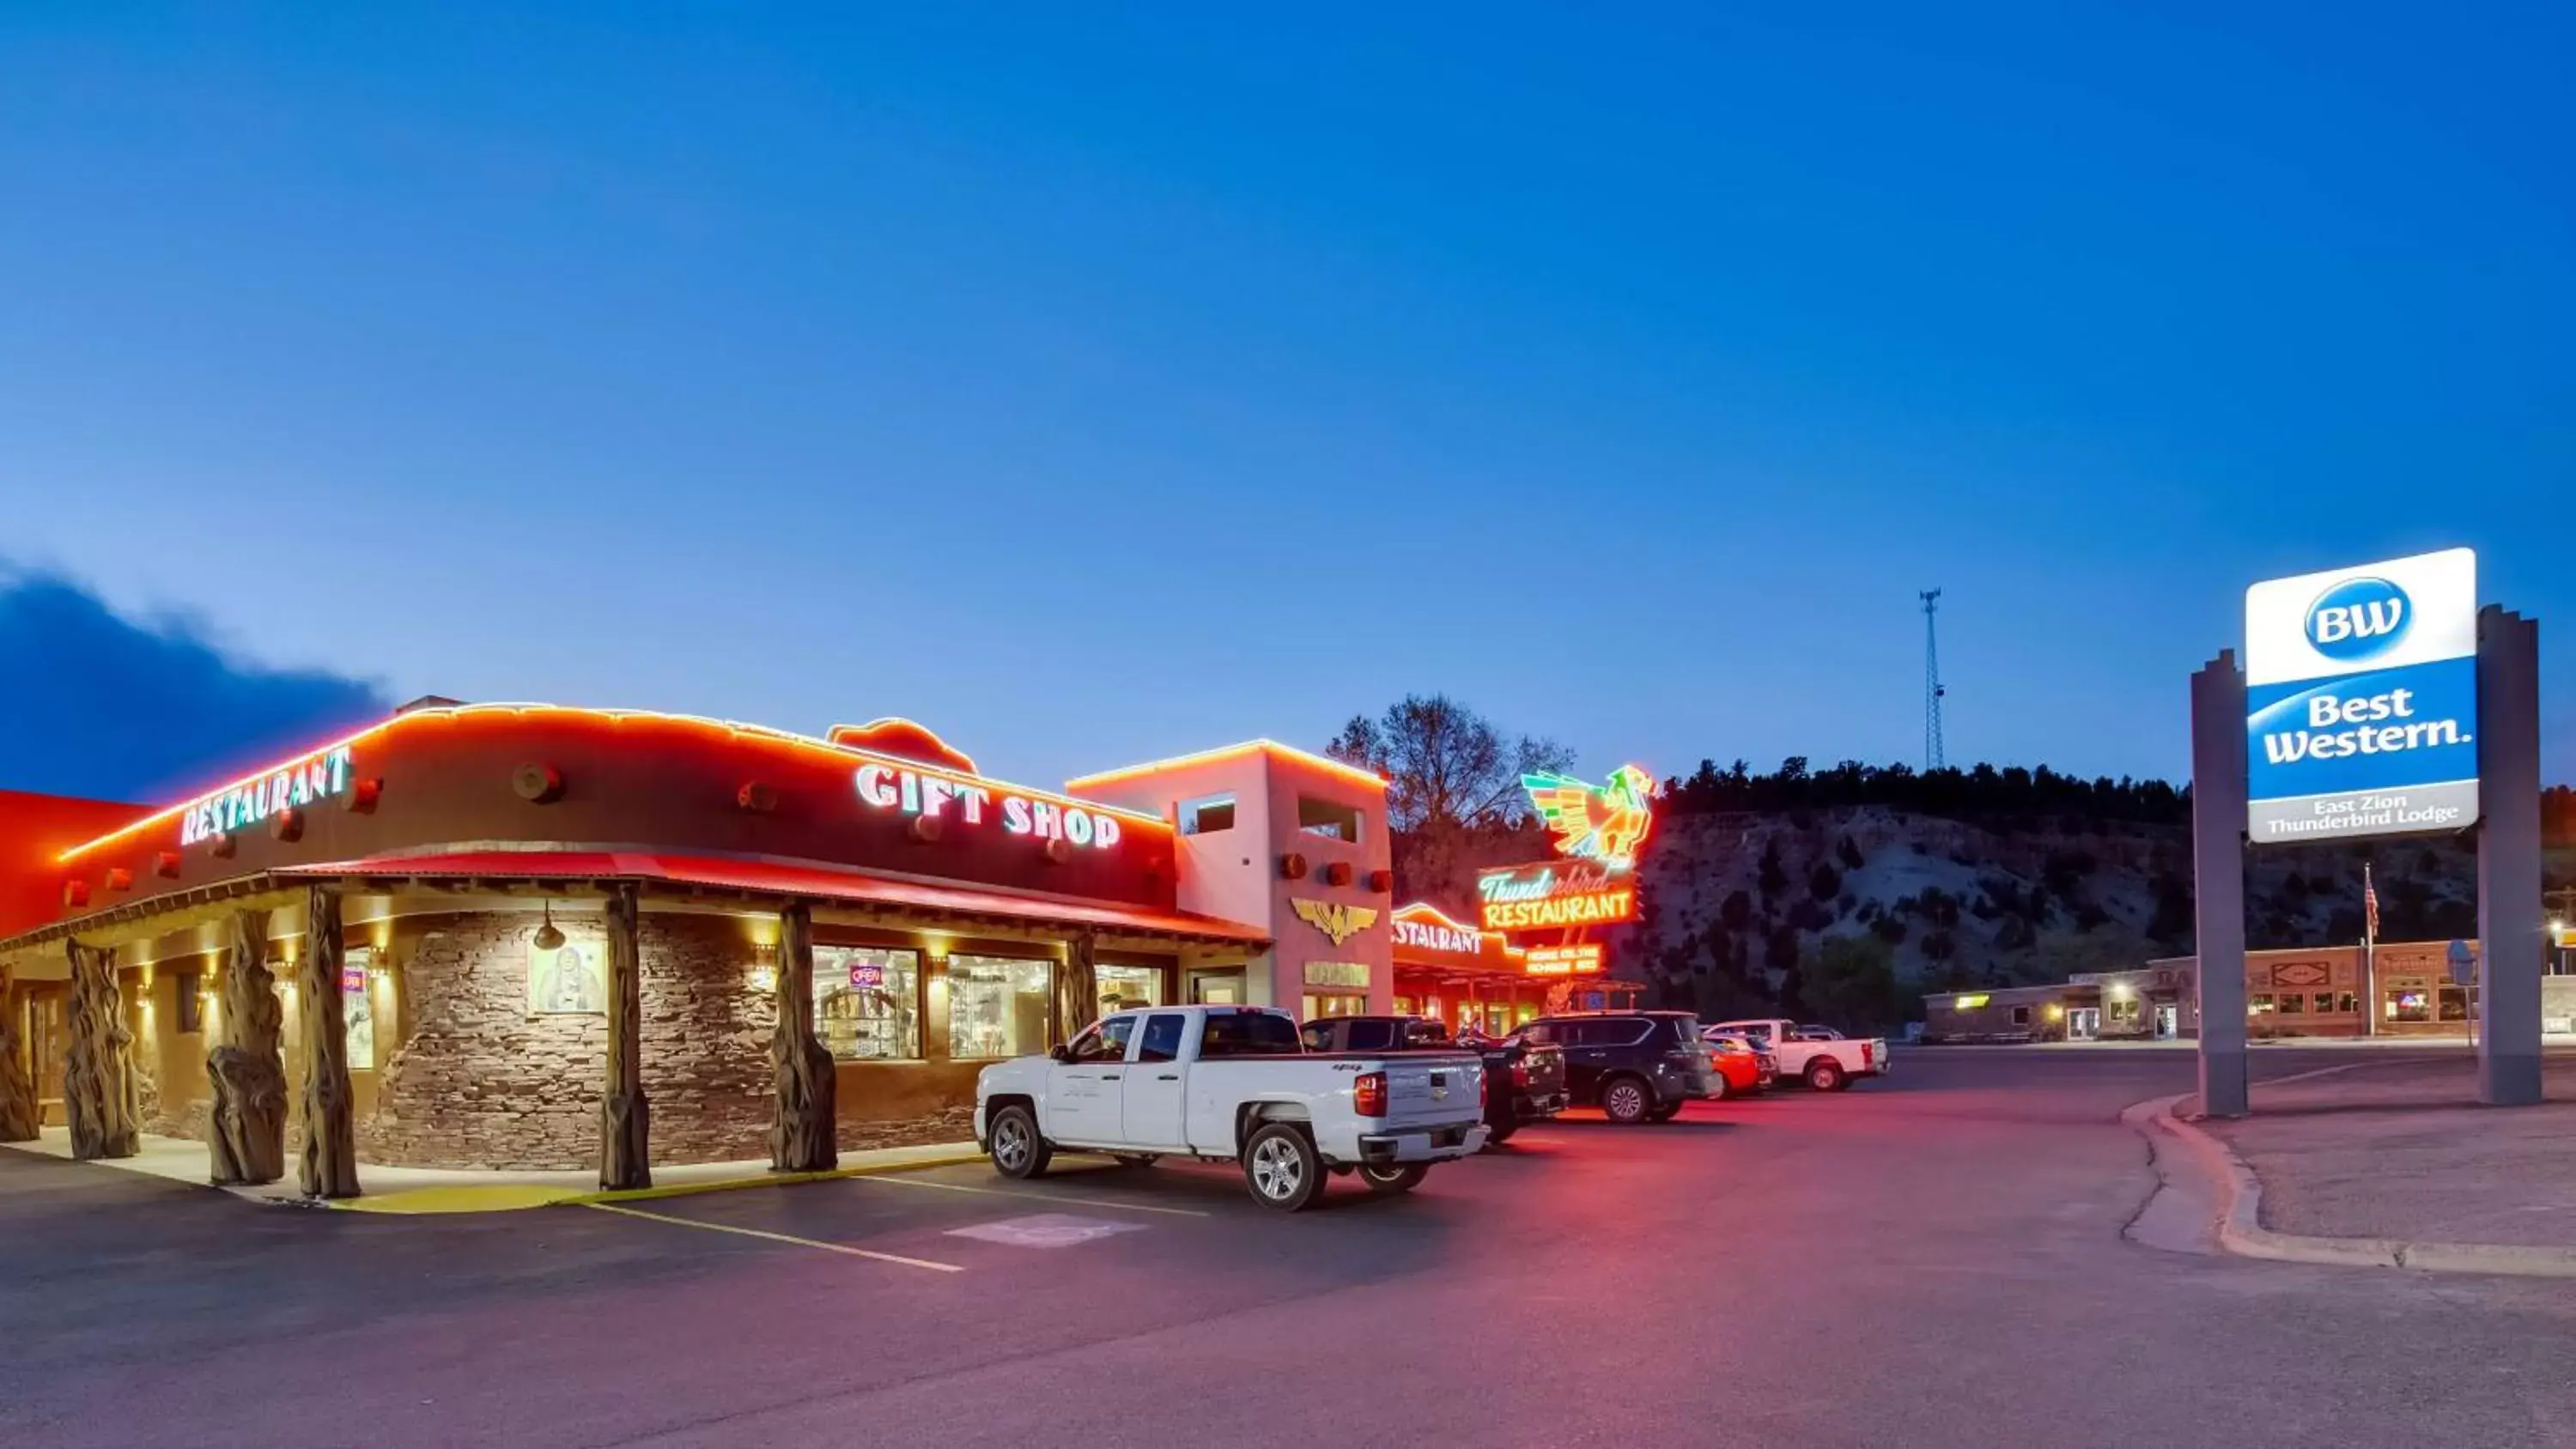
[3,4,2568,799]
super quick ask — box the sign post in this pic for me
[2192,652,2251,1118]
[2475,608,2543,1105]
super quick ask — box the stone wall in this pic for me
[359,910,775,1170]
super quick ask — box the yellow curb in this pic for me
[325,1146,990,1216]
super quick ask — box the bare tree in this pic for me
[1326,695,1573,832]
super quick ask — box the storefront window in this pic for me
[2336,992,2359,1014]
[2275,993,2305,1016]
[1303,992,1367,1021]
[343,949,376,1070]
[815,947,921,1060]
[2386,989,2433,1024]
[2249,994,2274,1015]
[1097,963,1162,1015]
[947,955,1052,1059]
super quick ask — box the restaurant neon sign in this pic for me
[179,744,356,846]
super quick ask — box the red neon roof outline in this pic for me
[270,850,1268,943]
[58,702,1167,865]
[1064,738,1388,794]
[1391,900,1482,935]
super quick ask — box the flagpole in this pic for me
[2361,863,2377,1040]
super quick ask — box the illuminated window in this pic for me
[1297,796,1364,844]
[2249,994,2274,1015]
[814,947,921,1061]
[1181,793,1236,835]
[343,948,377,1070]
[946,955,1052,1059]
[2386,990,2433,1024]
[2336,992,2359,1013]
[1097,963,1162,1015]
[2275,993,2305,1016]
[175,969,204,1035]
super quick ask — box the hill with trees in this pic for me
[1331,695,2572,1034]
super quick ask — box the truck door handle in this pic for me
[1100,1073,1121,1081]
[1157,1073,1179,1081]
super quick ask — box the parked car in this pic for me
[1516,1011,1717,1124]
[1706,1017,1890,1091]
[1698,1029,1775,1097]
[1301,1015,1569,1145]
[976,1005,1490,1211]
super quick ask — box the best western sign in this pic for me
[2245,548,2479,844]
[1475,862,1637,931]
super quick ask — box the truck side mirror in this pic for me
[1048,1044,1072,1064]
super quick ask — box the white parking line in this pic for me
[582,1202,966,1271]
[848,1173,1214,1218]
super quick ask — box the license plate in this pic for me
[1430,1070,1449,1101]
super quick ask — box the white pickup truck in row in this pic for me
[1709,1017,1891,1091]
[975,1005,1490,1210]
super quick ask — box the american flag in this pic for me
[2364,864,2380,944]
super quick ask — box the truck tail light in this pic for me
[1355,1071,1388,1118]
[1862,1042,1875,1068]
[1510,1059,1531,1088]
[1479,1070,1490,1111]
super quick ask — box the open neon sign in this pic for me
[179,745,356,847]
[854,763,1125,849]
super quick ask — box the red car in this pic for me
[1700,1031,1775,1099]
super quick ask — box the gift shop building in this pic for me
[0,704,1398,1194]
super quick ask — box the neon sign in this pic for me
[1393,915,1480,956]
[854,762,1124,849]
[1522,764,1657,872]
[1523,944,1604,976]
[179,745,355,847]
[1475,862,1637,931]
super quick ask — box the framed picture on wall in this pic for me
[527,940,606,1016]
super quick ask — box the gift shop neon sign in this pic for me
[854,762,1125,849]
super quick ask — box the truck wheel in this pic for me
[987,1105,1052,1179]
[1109,1154,1160,1169]
[1485,1118,1518,1148]
[1806,1060,1846,1092]
[1601,1075,1653,1125]
[1360,1162,1428,1196]
[1242,1123,1325,1211]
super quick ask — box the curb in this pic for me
[2136,1087,2576,1278]
[333,1144,991,1215]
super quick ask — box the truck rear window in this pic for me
[1200,1010,1303,1058]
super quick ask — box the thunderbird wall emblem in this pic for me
[1291,898,1380,947]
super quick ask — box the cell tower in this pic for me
[1920,588,1947,771]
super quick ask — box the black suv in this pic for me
[1516,1011,1716,1124]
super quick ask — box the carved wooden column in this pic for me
[1056,930,1100,1043]
[62,940,138,1160]
[768,903,837,1173]
[207,908,287,1185]
[598,884,652,1191]
[0,961,39,1143]
[297,888,360,1199]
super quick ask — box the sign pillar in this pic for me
[2192,652,2251,1119]
[2476,607,2543,1106]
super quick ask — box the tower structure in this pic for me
[1920,589,1947,771]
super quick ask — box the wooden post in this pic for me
[1056,930,1100,1044]
[768,904,837,1173]
[63,940,139,1160]
[297,888,360,1198]
[0,961,39,1142]
[207,909,287,1185]
[598,884,652,1191]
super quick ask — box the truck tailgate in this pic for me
[1376,1055,1485,1128]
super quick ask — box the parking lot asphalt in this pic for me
[10,1047,2576,1449]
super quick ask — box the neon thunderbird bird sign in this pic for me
[1521,764,1658,873]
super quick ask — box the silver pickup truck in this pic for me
[975,1005,1489,1210]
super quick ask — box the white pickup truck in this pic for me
[1707,1018,1890,1091]
[975,1004,1490,1211]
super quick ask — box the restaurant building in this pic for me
[0,704,1395,1194]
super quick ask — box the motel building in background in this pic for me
[0,702,1517,1192]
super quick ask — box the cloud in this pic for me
[0,565,392,802]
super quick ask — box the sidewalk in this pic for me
[0,1128,985,1214]
[2190,1056,2576,1250]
